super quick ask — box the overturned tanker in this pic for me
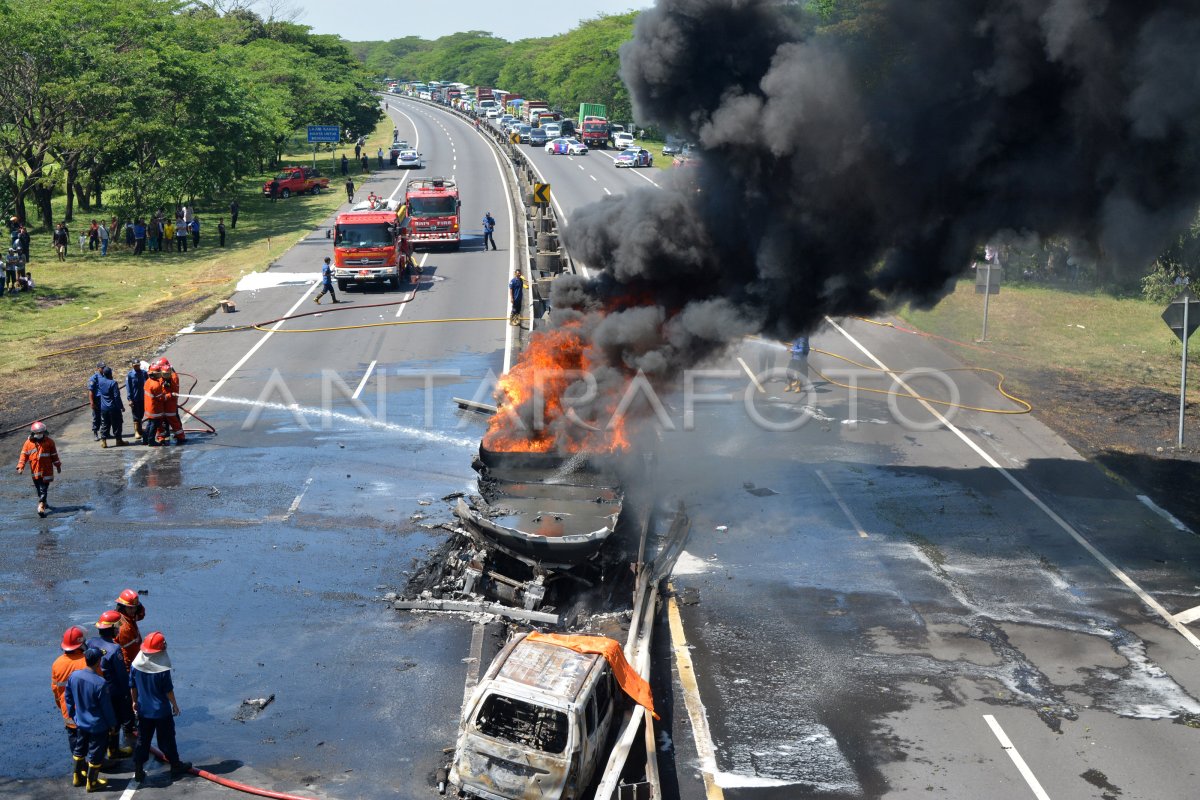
[398,443,637,621]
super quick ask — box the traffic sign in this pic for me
[533,183,551,207]
[1161,288,1200,342]
[509,131,521,144]
[307,125,340,144]
[974,263,1002,295]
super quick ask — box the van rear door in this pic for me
[456,692,573,799]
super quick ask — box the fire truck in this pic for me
[331,199,414,291]
[404,177,461,250]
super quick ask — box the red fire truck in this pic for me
[331,200,414,291]
[404,177,460,250]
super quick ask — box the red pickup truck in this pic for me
[262,167,330,199]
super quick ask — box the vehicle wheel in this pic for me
[311,185,321,195]
[281,188,291,199]
[337,279,348,292]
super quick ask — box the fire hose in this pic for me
[146,744,322,800]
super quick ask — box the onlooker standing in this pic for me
[88,221,100,251]
[17,224,30,263]
[345,177,354,203]
[97,221,109,255]
[163,218,175,252]
[175,219,188,252]
[4,246,20,293]
[340,154,348,176]
[269,178,280,203]
[376,146,384,169]
[50,627,88,781]
[360,154,369,174]
[217,218,226,247]
[77,227,87,253]
[129,632,192,784]
[133,219,146,255]
[53,223,69,261]
[65,647,117,791]
[190,217,200,248]
[17,420,60,517]
[228,199,239,229]
[124,220,134,248]
[127,357,147,441]
[354,140,361,160]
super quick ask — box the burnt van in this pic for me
[450,632,620,799]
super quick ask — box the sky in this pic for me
[286,0,650,42]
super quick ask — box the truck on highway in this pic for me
[332,200,414,291]
[522,101,549,124]
[475,87,495,116]
[262,166,329,198]
[578,114,610,150]
[405,177,461,250]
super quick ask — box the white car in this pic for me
[545,137,588,156]
[542,123,561,139]
[396,149,424,169]
[486,108,501,119]
[612,131,635,150]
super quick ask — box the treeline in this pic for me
[349,14,638,123]
[0,0,381,229]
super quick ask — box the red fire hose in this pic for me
[148,744,322,800]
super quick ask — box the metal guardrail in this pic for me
[382,93,579,330]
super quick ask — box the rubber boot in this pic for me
[121,726,136,752]
[100,438,108,449]
[72,756,86,787]
[107,731,132,759]
[133,762,146,784]
[86,763,107,792]
[169,761,193,778]
[114,438,127,447]
[313,296,321,305]
[38,501,47,518]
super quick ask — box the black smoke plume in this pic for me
[507,0,1200,448]
[559,0,1200,353]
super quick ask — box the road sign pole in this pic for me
[980,261,992,342]
[1181,297,1189,448]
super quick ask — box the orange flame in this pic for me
[484,321,631,454]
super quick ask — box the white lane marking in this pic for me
[119,783,138,800]
[391,107,420,152]
[473,119,520,373]
[190,280,320,414]
[285,476,313,519]
[603,188,611,195]
[1175,605,1200,625]
[590,174,597,182]
[578,164,585,171]
[816,469,869,539]
[826,316,1200,652]
[1137,494,1193,533]
[982,715,1052,800]
[396,252,429,317]
[351,360,377,400]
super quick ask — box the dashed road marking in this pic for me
[351,361,377,399]
[983,715,1052,800]
[603,188,611,195]
[590,174,597,182]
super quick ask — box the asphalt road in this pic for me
[7,91,1200,800]
[2,98,521,799]
[435,99,1200,799]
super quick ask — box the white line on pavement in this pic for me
[590,174,597,182]
[285,476,314,519]
[471,117,520,373]
[816,469,870,539]
[118,783,138,800]
[603,188,611,195]
[826,316,1200,652]
[1137,494,1193,533]
[983,715,1052,800]
[396,253,428,317]
[1175,605,1200,625]
[351,360,377,400]
[189,280,320,415]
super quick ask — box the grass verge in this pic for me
[0,116,396,434]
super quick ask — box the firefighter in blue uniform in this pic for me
[86,610,136,758]
[65,647,117,791]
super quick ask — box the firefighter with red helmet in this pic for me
[51,626,89,783]
[144,358,185,445]
[16,420,60,517]
[113,589,146,670]
[86,610,136,758]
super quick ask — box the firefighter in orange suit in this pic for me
[51,626,89,782]
[113,589,146,670]
[144,359,185,445]
[17,420,61,517]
